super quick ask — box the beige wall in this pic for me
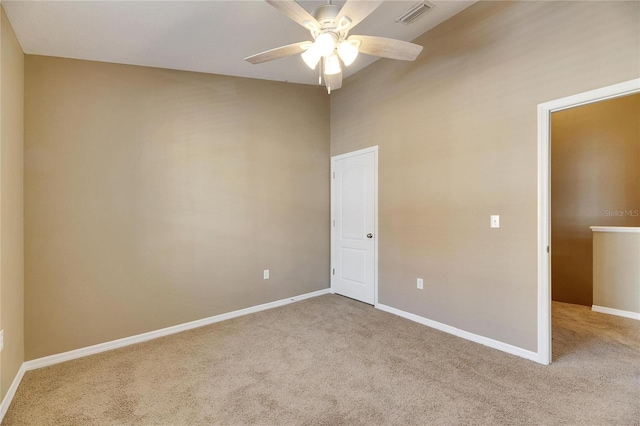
[1,7,25,399]
[330,1,640,351]
[14,0,640,361]
[24,56,330,360]
[551,94,640,306]
[592,230,640,314]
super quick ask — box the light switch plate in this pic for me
[417,278,424,290]
[263,269,269,280]
[0,330,4,352]
[490,215,500,228]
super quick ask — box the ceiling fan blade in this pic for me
[266,0,320,29]
[351,35,423,61]
[325,71,343,92]
[336,0,384,31]
[245,42,309,65]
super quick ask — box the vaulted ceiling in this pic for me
[3,0,475,86]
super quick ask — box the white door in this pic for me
[331,147,377,305]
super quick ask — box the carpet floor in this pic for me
[3,295,639,425]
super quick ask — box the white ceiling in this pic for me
[3,0,475,86]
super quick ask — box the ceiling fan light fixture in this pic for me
[337,41,359,66]
[247,0,423,94]
[324,54,341,76]
[301,46,321,69]
[315,32,338,57]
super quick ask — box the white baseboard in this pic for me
[0,288,330,424]
[0,363,26,421]
[376,303,541,363]
[24,288,330,371]
[592,305,640,320]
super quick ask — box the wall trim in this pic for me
[0,288,329,422]
[0,363,26,421]
[24,288,330,371]
[592,305,640,320]
[376,303,540,363]
[537,78,640,366]
[590,226,640,233]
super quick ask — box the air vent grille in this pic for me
[395,1,433,25]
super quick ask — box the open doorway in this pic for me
[550,93,640,361]
[537,79,640,365]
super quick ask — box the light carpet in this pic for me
[3,295,640,425]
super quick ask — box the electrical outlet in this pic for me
[263,269,269,280]
[417,278,424,290]
[490,215,500,228]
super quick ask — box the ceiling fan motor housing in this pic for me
[313,4,341,29]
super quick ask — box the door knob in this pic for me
[367,233,374,239]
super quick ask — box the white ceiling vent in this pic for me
[395,2,434,25]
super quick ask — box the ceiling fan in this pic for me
[245,0,424,93]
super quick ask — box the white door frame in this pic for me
[537,78,640,365]
[330,146,379,306]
